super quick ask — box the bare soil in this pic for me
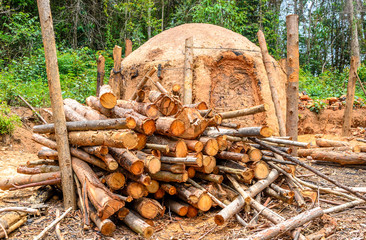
[0,107,366,239]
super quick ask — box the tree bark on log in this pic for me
[72,157,124,220]
[184,139,204,152]
[160,163,186,173]
[155,117,185,137]
[262,137,310,148]
[0,172,61,190]
[239,207,323,240]
[32,134,109,170]
[195,172,223,184]
[96,55,105,97]
[160,183,176,195]
[64,98,107,120]
[316,138,350,147]
[85,96,112,117]
[147,135,188,157]
[17,165,60,175]
[160,156,200,166]
[175,184,213,211]
[257,30,286,136]
[82,148,118,171]
[117,100,159,119]
[82,146,109,156]
[133,197,164,219]
[109,148,144,175]
[64,105,87,122]
[220,104,269,119]
[204,126,273,138]
[216,151,250,163]
[33,118,136,134]
[109,45,122,99]
[286,14,300,155]
[199,137,219,156]
[68,130,138,149]
[298,146,360,157]
[310,151,366,165]
[165,199,189,216]
[122,211,154,239]
[38,147,58,160]
[134,151,161,174]
[150,171,188,183]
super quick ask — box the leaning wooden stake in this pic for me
[125,39,133,57]
[96,55,105,97]
[286,14,299,155]
[130,68,156,100]
[183,37,193,105]
[257,30,286,136]
[239,207,324,240]
[250,137,366,201]
[37,0,76,208]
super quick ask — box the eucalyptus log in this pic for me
[239,207,324,240]
[219,104,268,119]
[17,165,60,175]
[117,207,130,220]
[166,199,188,216]
[216,135,228,151]
[161,163,186,173]
[117,99,159,119]
[83,147,118,171]
[64,98,107,120]
[99,85,117,109]
[262,137,310,148]
[150,171,188,183]
[184,139,204,152]
[104,172,126,190]
[34,118,136,134]
[316,138,350,147]
[199,137,219,156]
[298,146,361,157]
[37,147,58,160]
[88,203,116,236]
[195,172,223,184]
[145,143,169,153]
[147,135,188,157]
[64,105,87,121]
[122,211,154,239]
[247,146,263,162]
[146,180,160,194]
[134,133,147,150]
[155,117,185,137]
[265,187,293,204]
[122,182,148,199]
[85,96,112,117]
[310,151,366,165]
[135,151,161,174]
[154,188,166,199]
[113,106,156,135]
[175,184,212,211]
[109,148,144,175]
[249,161,270,180]
[72,157,124,220]
[216,151,249,163]
[161,156,200,166]
[194,156,216,174]
[120,168,151,186]
[149,90,179,116]
[27,159,58,166]
[133,197,164,219]
[68,130,138,149]
[83,146,109,156]
[161,183,176,195]
[187,167,196,178]
[204,126,273,138]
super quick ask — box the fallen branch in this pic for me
[18,95,47,124]
[0,207,40,215]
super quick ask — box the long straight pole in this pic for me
[286,14,299,155]
[37,0,76,209]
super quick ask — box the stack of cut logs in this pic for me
[2,83,358,239]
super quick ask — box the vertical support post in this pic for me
[342,0,360,136]
[286,14,299,156]
[125,39,133,58]
[96,55,105,97]
[183,37,193,105]
[257,30,286,136]
[109,45,122,99]
[37,0,76,209]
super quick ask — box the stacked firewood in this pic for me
[2,84,364,239]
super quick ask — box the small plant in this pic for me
[0,101,21,135]
[307,99,326,114]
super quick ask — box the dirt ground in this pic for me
[1,107,366,239]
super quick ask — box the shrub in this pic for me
[0,102,21,135]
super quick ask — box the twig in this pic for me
[17,95,47,124]
[33,207,72,240]
[0,221,8,239]
[198,225,217,240]
[55,209,64,240]
[355,70,366,97]
[250,137,366,201]
[0,207,39,215]
[356,138,366,143]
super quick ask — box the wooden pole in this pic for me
[37,0,76,209]
[286,14,299,155]
[342,56,360,135]
[96,55,105,97]
[125,39,133,57]
[110,45,122,99]
[257,30,286,136]
[183,37,193,105]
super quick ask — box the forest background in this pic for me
[0,0,365,108]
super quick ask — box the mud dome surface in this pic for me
[120,23,287,134]
[0,107,366,239]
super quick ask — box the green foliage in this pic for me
[0,47,114,107]
[307,99,327,114]
[0,102,21,135]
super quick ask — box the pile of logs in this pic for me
[1,83,365,239]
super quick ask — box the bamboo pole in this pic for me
[286,14,299,155]
[183,37,193,105]
[37,0,76,208]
